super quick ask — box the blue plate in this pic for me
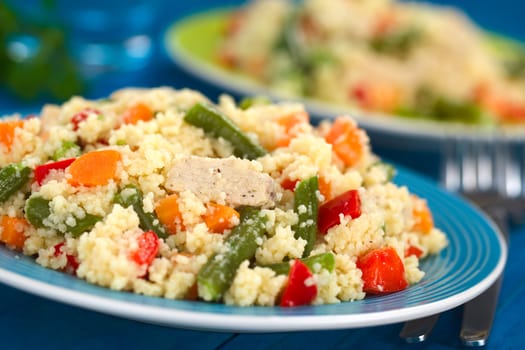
[0,165,506,332]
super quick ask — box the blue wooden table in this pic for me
[1,1,524,349]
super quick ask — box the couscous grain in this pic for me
[0,87,447,306]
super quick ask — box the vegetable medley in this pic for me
[0,87,447,306]
[218,0,525,125]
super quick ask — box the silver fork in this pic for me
[400,134,524,346]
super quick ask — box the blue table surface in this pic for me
[1,1,525,349]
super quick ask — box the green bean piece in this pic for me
[25,196,51,228]
[370,27,422,57]
[292,176,319,258]
[0,163,31,203]
[52,140,81,161]
[68,214,102,237]
[398,88,488,125]
[264,252,335,275]
[25,195,101,236]
[238,96,271,110]
[184,102,267,160]
[197,207,268,301]
[114,185,168,239]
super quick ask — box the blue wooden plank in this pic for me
[0,284,231,350]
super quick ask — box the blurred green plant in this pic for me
[0,1,84,101]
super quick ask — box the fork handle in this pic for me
[459,199,507,347]
[460,276,502,346]
[399,314,440,343]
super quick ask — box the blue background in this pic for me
[1,1,525,349]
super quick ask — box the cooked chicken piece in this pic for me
[165,156,279,208]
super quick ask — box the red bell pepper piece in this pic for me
[318,189,361,234]
[131,230,159,266]
[280,178,299,191]
[405,245,423,258]
[53,242,79,274]
[280,259,317,307]
[71,108,101,131]
[34,158,76,185]
[356,247,408,294]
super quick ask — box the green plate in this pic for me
[165,9,525,148]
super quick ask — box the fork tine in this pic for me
[442,137,461,191]
[475,139,494,191]
[460,138,477,192]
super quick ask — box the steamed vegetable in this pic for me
[52,141,81,161]
[203,202,240,233]
[0,120,24,150]
[67,149,121,187]
[324,118,365,167]
[292,176,319,257]
[411,195,434,233]
[34,158,76,185]
[114,185,168,239]
[71,108,101,131]
[24,195,101,237]
[0,215,28,250]
[130,230,159,267]
[370,27,422,57]
[24,196,51,228]
[280,259,317,307]
[318,189,361,234]
[184,102,267,159]
[356,247,408,294]
[275,111,309,148]
[122,102,154,125]
[264,252,335,275]
[154,193,184,234]
[197,207,267,301]
[0,163,31,203]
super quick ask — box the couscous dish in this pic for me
[218,0,525,126]
[0,87,447,306]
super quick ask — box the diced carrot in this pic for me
[67,149,121,187]
[474,83,525,123]
[224,10,244,36]
[217,49,238,68]
[0,120,24,151]
[275,111,309,148]
[318,176,332,201]
[373,11,398,35]
[122,103,154,125]
[155,194,184,234]
[203,202,240,233]
[351,81,401,113]
[325,117,365,167]
[411,195,434,234]
[0,216,28,250]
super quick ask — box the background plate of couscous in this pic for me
[164,6,525,150]
[0,165,506,332]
